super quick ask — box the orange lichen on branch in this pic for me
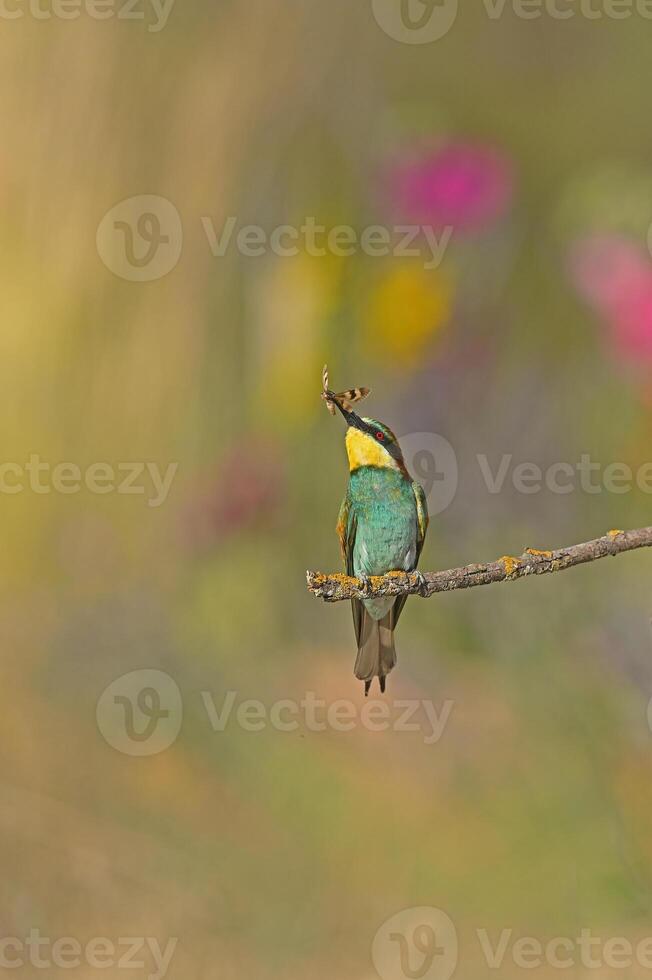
[499,556,520,577]
[307,527,652,602]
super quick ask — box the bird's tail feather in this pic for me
[354,608,396,696]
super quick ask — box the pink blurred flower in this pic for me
[182,441,284,552]
[388,142,514,234]
[568,234,652,361]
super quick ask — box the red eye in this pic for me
[376,431,384,441]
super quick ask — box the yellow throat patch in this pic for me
[345,427,400,472]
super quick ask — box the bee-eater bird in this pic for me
[331,398,429,695]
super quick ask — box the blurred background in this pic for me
[3,1,652,977]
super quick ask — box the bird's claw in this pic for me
[357,574,373,597]
[412,571,428,596]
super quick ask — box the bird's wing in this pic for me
[336,491,352,569]
[413,480,430,559]
[392,481,430,627]
[337,491,364,647]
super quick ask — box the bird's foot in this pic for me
[364,680,372,698]
[357,573,373,597]
[412,570,428,597]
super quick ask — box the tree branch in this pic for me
[307,527,652,603]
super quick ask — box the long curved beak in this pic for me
[328,394,363,430]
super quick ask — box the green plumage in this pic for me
[337,427,429,694]
[343,466,420,612]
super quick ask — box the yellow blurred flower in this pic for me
[365,263,452,368]
[251,252,342,431]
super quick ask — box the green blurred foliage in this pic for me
[2,2,652,977]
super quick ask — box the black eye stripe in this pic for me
[355,417,394,447]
